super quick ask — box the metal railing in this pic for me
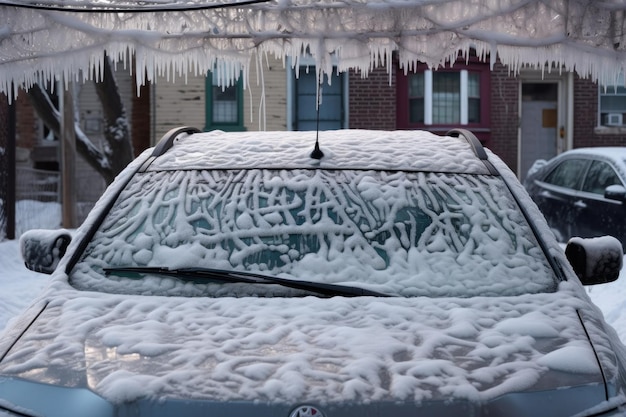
[15,167,60,202]
[9,167,62,237]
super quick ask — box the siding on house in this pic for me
[151,55,288,142]
[152,74,207,143]
[244,55,288,131]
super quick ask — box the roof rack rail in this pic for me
[446,128,498,175]
[152,126,201,157]
[138,126,201,173]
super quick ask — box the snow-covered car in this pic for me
[2,128,626,417]
[524,148,626,247]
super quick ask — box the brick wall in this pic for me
[489,63,520,173]
[348,66,396,130]
[573,75,600,148]
[573,75,626,148]
[14,90,39,154]
[346,60,525,172]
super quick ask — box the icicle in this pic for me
[256,51,267,131]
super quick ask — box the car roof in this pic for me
[561,147,626,159]
[556,147,626,173]
[143,129,494,174]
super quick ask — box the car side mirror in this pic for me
[605,184,626,202]
[565,236,623,285]
[20,229,72,274]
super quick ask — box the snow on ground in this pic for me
[0,200,61,332]
[0,238,48,331]
[585,271,626,343]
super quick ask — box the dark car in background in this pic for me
[524,148,626,247]
[1,128,626,417]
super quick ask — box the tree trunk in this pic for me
[26,54,134,185]
[95,56,134,176]
[27,84,116,184]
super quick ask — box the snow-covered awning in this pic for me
[1,0,626,97]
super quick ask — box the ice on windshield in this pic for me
[71,169,556,297]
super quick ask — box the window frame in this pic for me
[598,89,626,127]
[598,72,626,128]
[292,70,346,131]
[396,59,491,140]
[204,72,246,132]
[286,56,349,131]
[581,160,624,194]
[543,158,590,190]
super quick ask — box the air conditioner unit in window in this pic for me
[605,113,623,126]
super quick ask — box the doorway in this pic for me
[519,82,560,181]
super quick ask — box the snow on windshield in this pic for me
[71,168,556,297]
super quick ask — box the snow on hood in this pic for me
[0,278,617,406]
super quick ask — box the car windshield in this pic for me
[71,169,557,298]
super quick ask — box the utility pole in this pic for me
[6,98,16,239]
[60,80,77,228]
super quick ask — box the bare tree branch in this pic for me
[95,56,134,176]
[27,83,116,184]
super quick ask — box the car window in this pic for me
[71,169,557,298]
[544,159,589,189]
[581,160,623,194]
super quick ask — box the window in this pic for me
[290,69,346,131]
[286,54,348,131]
[204,70,245,132]
[408,72,479,124]
[397,60,490,140]
[544,159,589,189]
[582,161,623,194]
[599,74,626,127]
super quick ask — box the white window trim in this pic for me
[597,73,626,129]
[422,69,470,125]
[424,70,432,124]
[460,70,468,125]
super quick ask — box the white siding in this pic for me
[151,55,289,141]
[152,74,206,143]
[244,55,288,131]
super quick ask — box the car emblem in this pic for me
[289,405,325,417]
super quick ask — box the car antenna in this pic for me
[310,75,324,160]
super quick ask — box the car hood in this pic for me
[0,282,624,416]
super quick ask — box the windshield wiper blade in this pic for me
[103,266,390,298]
